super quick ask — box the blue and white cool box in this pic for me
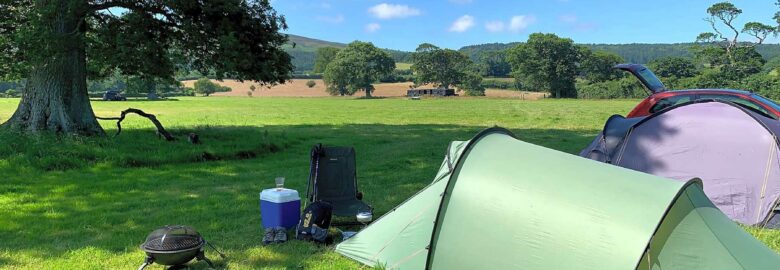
[260,188,301,229]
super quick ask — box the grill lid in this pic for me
[142,225,204,251]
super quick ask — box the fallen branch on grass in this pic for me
[96,108,176,141]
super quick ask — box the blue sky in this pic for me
[271,0,780,51]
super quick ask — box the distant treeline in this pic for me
[459,42,780,64]
[287,48,411,72]
[288,42,780,72]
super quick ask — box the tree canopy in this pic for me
[322,41,394,98]
[193,78,231,97]
[313,47,341,74]
[476,50,511,77]
[0,0,293,134]
[580,50,624,82]
[648,57,699,78]
[507,33,581,98]
[410,43,484,95]
[693,2,775,81]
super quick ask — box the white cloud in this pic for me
[483,15,535,33]
[574,22,597,32]
[509,15,536,32]
[368,3,421,19]
[557,14,596,32]
[559,14,577,23]
[449,15,475,32]
[365,23,381,33]
[315,14,344,24]
[484,21,505,32]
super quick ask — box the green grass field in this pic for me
[394,63,412,70]
[1,97,778,269]
[482,77,515,82]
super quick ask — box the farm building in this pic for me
[407,88,455,97]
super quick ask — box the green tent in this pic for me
[336,128,780,269]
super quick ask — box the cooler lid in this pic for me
[260,188,300,203]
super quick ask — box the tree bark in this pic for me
[0,1,103,135]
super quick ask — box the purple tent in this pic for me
[581,100,780,227]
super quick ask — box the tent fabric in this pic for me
[581,100,780,226]
[638,184,780,269]
[334,141,468,269]
[336,127,780,269]
[582,114,644,162]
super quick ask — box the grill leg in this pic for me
[137,256,154,270]
[197,250,215,268]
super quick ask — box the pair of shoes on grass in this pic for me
[263,226,288,245]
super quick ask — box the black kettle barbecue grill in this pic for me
[138,225,225,270]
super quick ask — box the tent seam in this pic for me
[336,143,465,267]
[446,141,454,172]
[370,201,441,261]
[423,127,516,270]
[389,248,428,270]
[339,171,454,244]
[756,139,776,223]
[633,179,703,270]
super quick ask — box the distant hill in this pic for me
[284,34,347,52]
[284,34,411,72]
[284,34,780,72]
[283,34,343,72]
[459,42,780,64]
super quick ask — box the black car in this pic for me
[102,90,127,101]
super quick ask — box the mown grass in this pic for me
[394,62,412,70]
[0,97,778,269]
[482,77,515,82]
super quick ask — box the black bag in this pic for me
[296,201,333,243]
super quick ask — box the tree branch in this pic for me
[704,17,730,48]
[723,20,740,49]
[96,108,175,141]
[88,1,179,25]
[89,0,139,13]
[742,22,776,46]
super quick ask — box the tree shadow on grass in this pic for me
[90,98,181,102]
[0,126,302,172]
[0,123,596,269]
[355,96,387,100]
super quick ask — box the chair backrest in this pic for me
[311,146,358,202]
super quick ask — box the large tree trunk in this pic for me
[1,2,103,135]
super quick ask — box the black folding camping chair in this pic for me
[306,144,372,217]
